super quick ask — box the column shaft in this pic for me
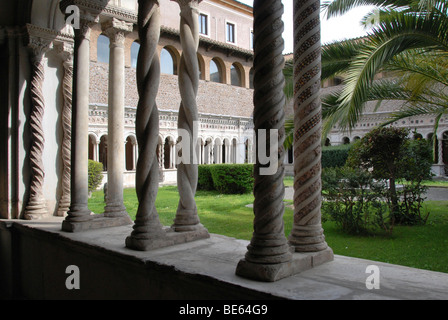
[24,41,50,220]
[288,0,328,252]
[57,44,74,217]
[63,21,94,227]
[236,0,293,282]
[103,19,132,217]
[172,0,205,232]
[126,0,166,250]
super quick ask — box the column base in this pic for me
[62,214,133,232]
[236,247,334,282]
[24,200,49,220]
[126,224,210,251]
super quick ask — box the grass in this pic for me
[89,186,448,274]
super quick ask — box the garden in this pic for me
[88,127,448,274]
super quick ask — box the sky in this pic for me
[237,0,375,53]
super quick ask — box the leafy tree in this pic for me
[346,127,432,222]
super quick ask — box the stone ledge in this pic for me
[236,248,334,282]
[61,214,133,232]
[2,217,448,300]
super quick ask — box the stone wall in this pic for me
[90,61,254,118]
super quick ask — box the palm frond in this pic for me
[321,0,413,19]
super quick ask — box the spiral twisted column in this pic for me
[172,0,204,232]
[57,44,74,217]
[126,0,167,250]
[288,0,328,252]
[236,0,293,282]
[24,41,50,220]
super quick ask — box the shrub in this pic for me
[346,127,432,225]
[197,165,214,191]
[321,144,351,168]
[322,167,392,234]
[88,160,104,194]
[208,164,254,194]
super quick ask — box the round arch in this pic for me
[210,57,226,84]
[230,62,245,87]
[161,45,180,75]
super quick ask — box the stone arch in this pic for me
[99,134,108,171]
[161,45,180,75]
[244,137,253,163]
[97,34,110,64]
[230,62,244,87]
[125,135,137,171]
[210,57,226,84]
[204,137,214,164]
[342,137,350,145]
[88,133,100,162]
[164,135,176,169]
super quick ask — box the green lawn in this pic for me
[89,186,448,274]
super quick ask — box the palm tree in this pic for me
[283,0,448,149]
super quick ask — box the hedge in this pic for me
[198,164,254,194]
[197,165,214,191]
[321,144,352,168]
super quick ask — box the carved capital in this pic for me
[102,18,133,47]
[55,41,74,65]
[171,0,202,13]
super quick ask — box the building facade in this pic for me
[88,0,256,185]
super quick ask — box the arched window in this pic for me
[210,58,222,83]
[230,63,242,87]
[125,136,135,171]
[130,41,140,69]
[161,47,177,75]
[99,135,108,171]
[97,34,110,64]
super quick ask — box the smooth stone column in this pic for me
[102,18,133,220]
[62,16,97,231]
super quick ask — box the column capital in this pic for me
[102,18,133,47]
[171,0,202,11]
[55,41,75,65]
[26,24,53,62]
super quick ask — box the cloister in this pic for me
[1,0,448,300]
